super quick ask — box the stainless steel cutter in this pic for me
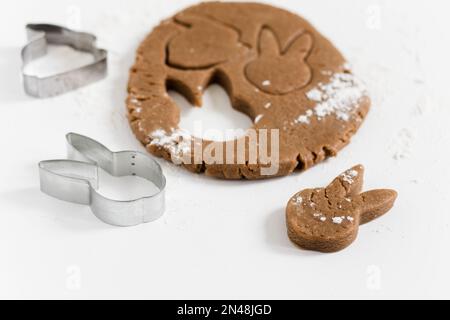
[38,133,166,227]
[21,24,107,98]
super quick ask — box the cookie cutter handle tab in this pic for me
[38,160,98,205]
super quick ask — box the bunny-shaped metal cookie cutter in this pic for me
[21,24,107,98]
[38,133,166,227]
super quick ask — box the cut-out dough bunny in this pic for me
[168,14,245,69]
[286,165,397,253]
[245,28,313,95]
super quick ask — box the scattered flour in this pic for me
[129,97,141,105]
[313,212,327,222]
[293,195,303,205]
[391,128,415,160]
[306,89,323,102]
[341,169,358,184]
[262,80,271,86]
[296,109,313,124]
[254,114,264,124]
[332,216,354,224]
[149,129,192,163]
[332,217,344,224]
[129,96,143,112]
[296,68,367,124]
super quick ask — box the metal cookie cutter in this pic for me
[38,133,166,227]
[21,24,107,98]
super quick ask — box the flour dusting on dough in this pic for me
[292,195,303,205]
[332,217,344,224]
[313,212,327,222]
[341,169,358,184]
[129,96,143,111]
[297,67,367,124]
[296,109,313,124]
[130,97,141,105]
[254,114,264,124]
[149,129,192,163]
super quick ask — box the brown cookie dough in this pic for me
[127,2,370,179]
[286,165,397,253]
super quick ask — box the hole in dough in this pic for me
[168,84,253,142]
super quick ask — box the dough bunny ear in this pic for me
[285,32,313,58]
[325,165,365,199]
[358,189,398,225]
[258,28,280,57]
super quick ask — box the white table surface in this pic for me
[1,0,449,299]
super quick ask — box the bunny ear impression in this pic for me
[285,32,313,58]
[258,28,280,57]
[325,165,365,199]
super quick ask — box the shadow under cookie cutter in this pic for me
[21,24,107,98]
[38,133,166,227]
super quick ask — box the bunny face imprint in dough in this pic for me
[245,28,313,95]
[286,165,397,253]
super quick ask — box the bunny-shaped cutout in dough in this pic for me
[168,14,244,69]
[286,165,397,253]
[245,28,313,95]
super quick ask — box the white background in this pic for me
[1,0,449,299]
